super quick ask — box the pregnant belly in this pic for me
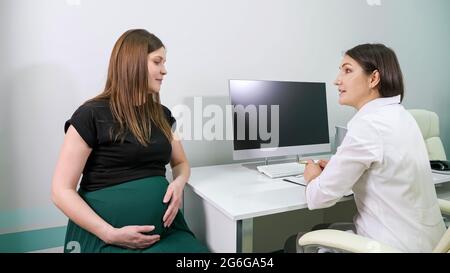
[79,176,169,235]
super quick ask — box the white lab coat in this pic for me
[306,95,446,252]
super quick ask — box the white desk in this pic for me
[183,163,450,253]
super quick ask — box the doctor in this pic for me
[301,43,445,252]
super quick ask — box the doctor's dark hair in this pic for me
[346,43,404,102]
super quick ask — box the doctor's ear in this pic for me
[369,70,381,89]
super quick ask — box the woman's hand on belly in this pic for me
[105,225,160,249]
[162,178,185,228]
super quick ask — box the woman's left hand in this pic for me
[304,160,323,183]
[162,178,185,228]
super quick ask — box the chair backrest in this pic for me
[409,109,449,252]
[408,109,447,160]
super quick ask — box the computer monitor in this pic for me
[229,79,330,160]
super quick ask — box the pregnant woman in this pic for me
[51,29,208,253]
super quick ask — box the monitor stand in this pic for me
[241,154,302,171]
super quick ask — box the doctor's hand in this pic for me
[162,178,185,228]
[318,159,329,169]
[304,160,323,183]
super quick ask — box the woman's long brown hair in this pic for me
[90,29,173,146]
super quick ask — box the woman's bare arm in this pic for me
[51,125,159,249]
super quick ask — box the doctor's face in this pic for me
[334,55,377,110]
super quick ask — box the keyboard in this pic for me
[257,162,305,178]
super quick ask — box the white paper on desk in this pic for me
[284,176,354,197]
[283,176,307,186]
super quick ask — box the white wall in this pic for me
[1,0,449,233]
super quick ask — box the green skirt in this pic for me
[64,176,209,253]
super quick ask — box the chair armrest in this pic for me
[298,229,400,253]
[438,199,450,216]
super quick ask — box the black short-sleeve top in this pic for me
[64,99,176,191]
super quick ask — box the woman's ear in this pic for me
[369,70,381,89]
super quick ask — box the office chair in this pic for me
[408,109,447,160]
[298,199,450,253]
